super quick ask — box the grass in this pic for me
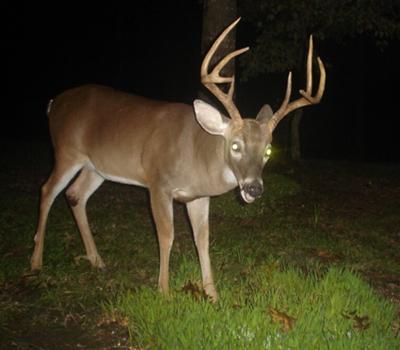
[0,142,399,349]
[105,265,397,349]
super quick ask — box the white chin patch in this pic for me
[240,189,256,204]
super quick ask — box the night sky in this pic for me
[4,2,400,162]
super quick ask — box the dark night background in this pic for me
[4,2,400,162]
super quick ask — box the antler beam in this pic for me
[267,35,326,132]
[201,18,249,124]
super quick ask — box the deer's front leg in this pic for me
[186,197,217,302]
[150,189,174,294]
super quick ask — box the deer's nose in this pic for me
[243,181,263,198]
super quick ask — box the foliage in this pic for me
[239,0,400,78]
[106,265,398,349]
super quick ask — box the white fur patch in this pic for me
[96,171,145,187]
[223,167,237,186]
[55,164,83,194]
[47,99,54,115]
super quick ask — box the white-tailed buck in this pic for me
[31,18,325,301]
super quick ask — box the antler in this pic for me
[201,18,249,124]
[267,35,326,132]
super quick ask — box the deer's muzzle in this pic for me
[241,180,263,203]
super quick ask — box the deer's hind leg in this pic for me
[65,167,105,269]
[31,159,83,271]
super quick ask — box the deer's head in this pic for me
[194,18,326,203]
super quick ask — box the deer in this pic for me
[31,18,325,302]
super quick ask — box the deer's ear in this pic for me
[256,104,273,125]
[193,99,229,136]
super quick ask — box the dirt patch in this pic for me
[1,309,132,350]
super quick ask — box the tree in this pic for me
[199,0,237,104]
[240,0,400,160]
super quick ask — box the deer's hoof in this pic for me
[204,285,218,303]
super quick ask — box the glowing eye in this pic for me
[264,145,272,157]
[232,143,240,152]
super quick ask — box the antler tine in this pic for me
[268,35,326,133]
[268,71,293,132]
[305,34,313,94]
[201,18,249,123]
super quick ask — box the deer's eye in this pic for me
[264,144,272,158]
[231,142,241,152]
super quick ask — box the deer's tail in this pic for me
[46,99,54,116]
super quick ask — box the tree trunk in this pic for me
[290,109,303,161]
[355,37,366,160]
[289,32,308,161]
[199,0,237,102]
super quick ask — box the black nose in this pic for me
[243,181,263,198]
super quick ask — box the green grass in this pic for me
[105,264,397,349]
[0,143,399,348]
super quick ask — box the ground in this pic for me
[0,142,399,348]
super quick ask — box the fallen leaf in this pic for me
[22,271,40,280]
[74,255,90,265]
[269,307,296,332]
[392,319,399,337]
[2,245,29,259]
[63,232,76,248]
[97,313,129,328]
[353,315,371,331]
[341,310,356,319]
[316,249,340,262]
[181,281,209,302]
[342,311,370,331]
